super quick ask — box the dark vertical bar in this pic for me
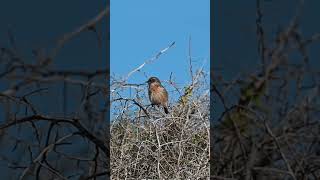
[210,0,214,179]
[106,0,111,179]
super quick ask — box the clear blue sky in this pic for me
[111,0,210,101]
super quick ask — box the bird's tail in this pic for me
[164,106,169,114]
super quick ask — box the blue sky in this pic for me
[111,0,210,101]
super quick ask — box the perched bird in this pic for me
[146,77,169,114]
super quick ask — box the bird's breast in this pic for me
[150,83,161,93]
[148,83,168,105]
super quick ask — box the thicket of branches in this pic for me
[0,7,109,179]
[110,41,210,179]
[212,1,320,180]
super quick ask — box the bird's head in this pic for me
[146,77,161,85]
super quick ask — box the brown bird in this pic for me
[147,77,169,114]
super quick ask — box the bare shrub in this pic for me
[110,42,210,179]
[0,7,109,179]
[212,1,320,179]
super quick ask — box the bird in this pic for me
[146,77,169,114]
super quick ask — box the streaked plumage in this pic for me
[147,77,169,114]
